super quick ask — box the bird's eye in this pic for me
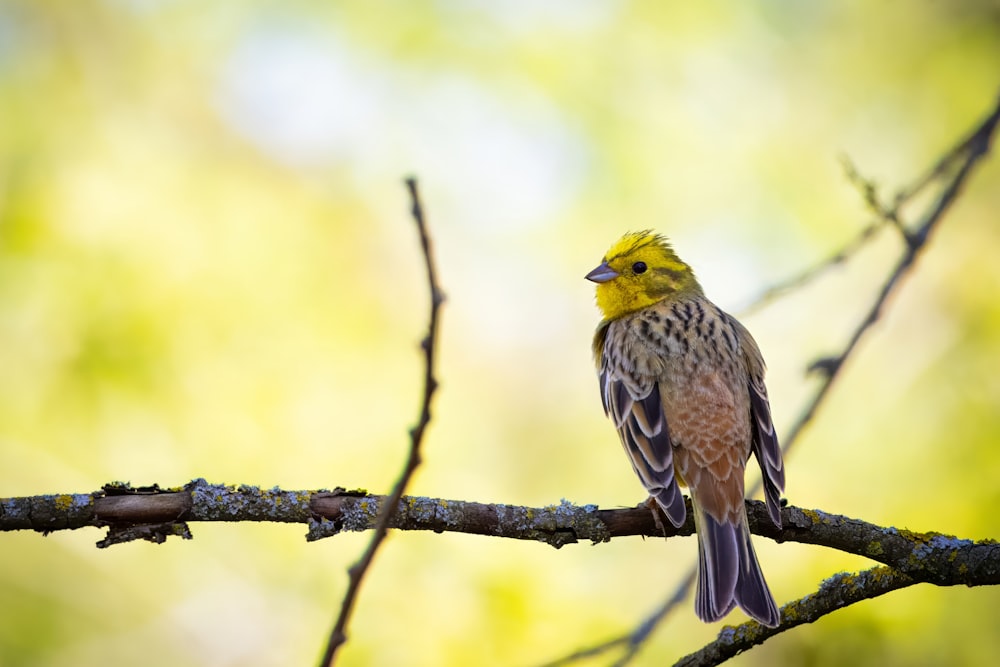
[632,261,647,274]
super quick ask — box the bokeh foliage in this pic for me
[1,1,999,665]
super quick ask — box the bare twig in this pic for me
[840,154,909,237]
[741,95,999,317]
[318,178,444,667]
[538,572,695,667]
[543,92,1000,667]
[673,567,916,667]
[781,92,998,457]
[738,219,882,318]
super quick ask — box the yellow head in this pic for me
[586,230,703,321]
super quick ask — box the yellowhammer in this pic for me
[586,230,785,627]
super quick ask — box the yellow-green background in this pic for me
[1,1,998,665]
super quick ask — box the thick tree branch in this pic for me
[3,481,998,589]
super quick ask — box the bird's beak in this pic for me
[585,261,619,283]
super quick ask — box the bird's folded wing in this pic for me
[601,364,686,528]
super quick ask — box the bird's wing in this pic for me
[747,372,784,528]
[600,348,686,528]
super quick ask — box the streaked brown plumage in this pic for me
[586,231,784,627]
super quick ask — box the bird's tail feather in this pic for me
[694,504,780,627]
[733,518,780,627]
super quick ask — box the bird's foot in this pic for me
[645,496,668,537]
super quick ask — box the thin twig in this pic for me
[543,91,1000,667]
[538,573,694,667]
[741,96,999,317]
[673,567,916,667]
[738,219,881,317]
[781,92,998,456]
[840,154,910,238]
[318,178,444,667]
[739,157,896,319]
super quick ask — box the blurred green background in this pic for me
[1,1,999,665]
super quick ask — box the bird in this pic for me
[586,230,785,627]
